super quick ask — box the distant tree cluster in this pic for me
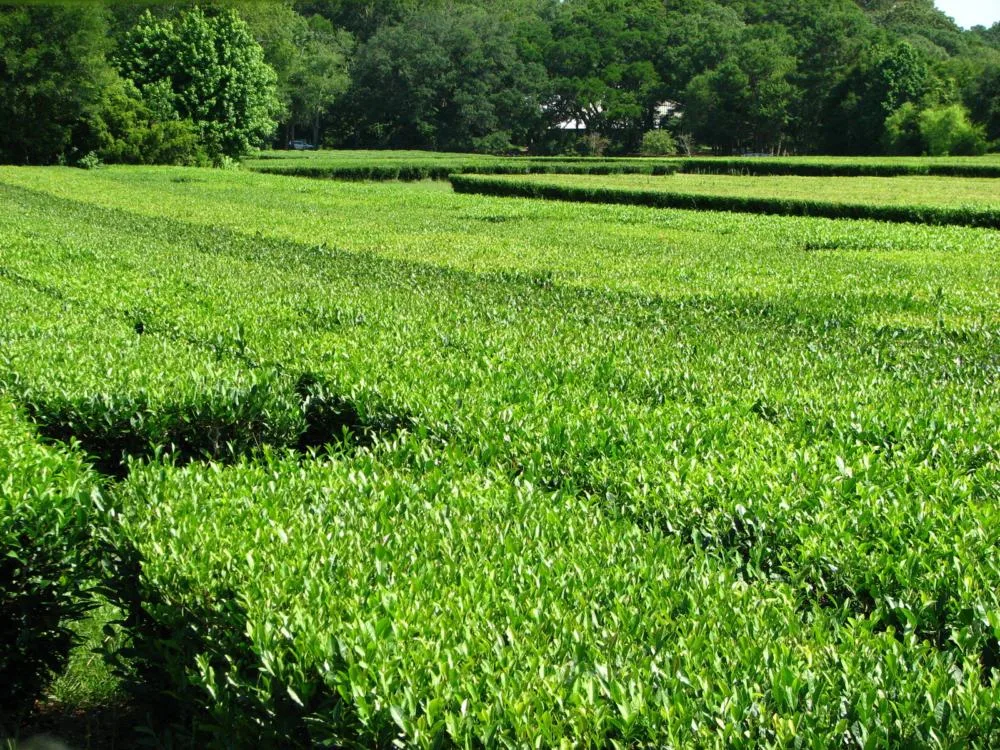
[1,0,998,164]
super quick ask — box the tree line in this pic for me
[1,0,998,164]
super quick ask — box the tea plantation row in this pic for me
[450,173,1000,228]
[245,150,1000,179]
[1,168,998,747]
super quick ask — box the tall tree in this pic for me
[970,64,1000,146]
[345,3,547,151]
[683,26,797,153]
[781,0,877,152]
[294,0,427,40]
[288,16,353,146]
[116,7,281,158]
[658,2,745,100]
[545,0,669,150]
[0,5,114,164]
[825,40,932,154]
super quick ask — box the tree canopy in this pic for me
[0,5,113,164]
[1,0,998,162]
[346,3,546,151]
[116,7,281,158]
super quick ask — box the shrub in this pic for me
[471,131,515,155]
[213,154,242,170]
[883,102,923,156]
[76,151,101,170]
[919,105,987,156]
[81,77,208,166]
[0,402,103,728]
[640,129,676,156]
[575,132,610,156]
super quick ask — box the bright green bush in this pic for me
[885,104,990,157]
[639,129,676,156]
[883,102,924,155]
[0,401,103,728]
[919,104,988,157]
[81,77,208,166]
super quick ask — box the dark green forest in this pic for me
[1,0,998,163]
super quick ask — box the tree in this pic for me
[345,3,547,151]
[918,104,987,155]
[294,0,428,40]
[781,0,878,152]
[116,7,281,158]
[288,16,353,146]
[658,2,744,100]
[235,1,311,141]
[682,27,797,153]
[232,2,352,147]
[0,5,114,164]
[969,63,1000,146]
[863,0,970,58]
[978,22,1000,50]
[545,0,669,151]
[826,40,932,153]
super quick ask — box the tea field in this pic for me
[452,172,1000,228]
[1,161,999,748]
[246,149,1000,179]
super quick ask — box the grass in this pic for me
[45,606,121,709]
[0,162,998,746]
[17,606,136,750]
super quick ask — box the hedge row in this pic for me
[252,154,1000,180]
[675,158,1000,178]
[449,174,1000,228]
[250,161,677,181]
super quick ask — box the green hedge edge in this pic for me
[251,162,679,181]
[448,174,1000,229]
[675,158,1000,178]
[252,158,1000,182]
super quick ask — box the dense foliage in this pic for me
[0,164,998,744]
[0,401,103,729]
[1,0,999,161]
[345,3,546,151]
[0,5,112,164]
[116,7,281,159]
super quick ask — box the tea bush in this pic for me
[0,164,997,746]
[0,402,103,727]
